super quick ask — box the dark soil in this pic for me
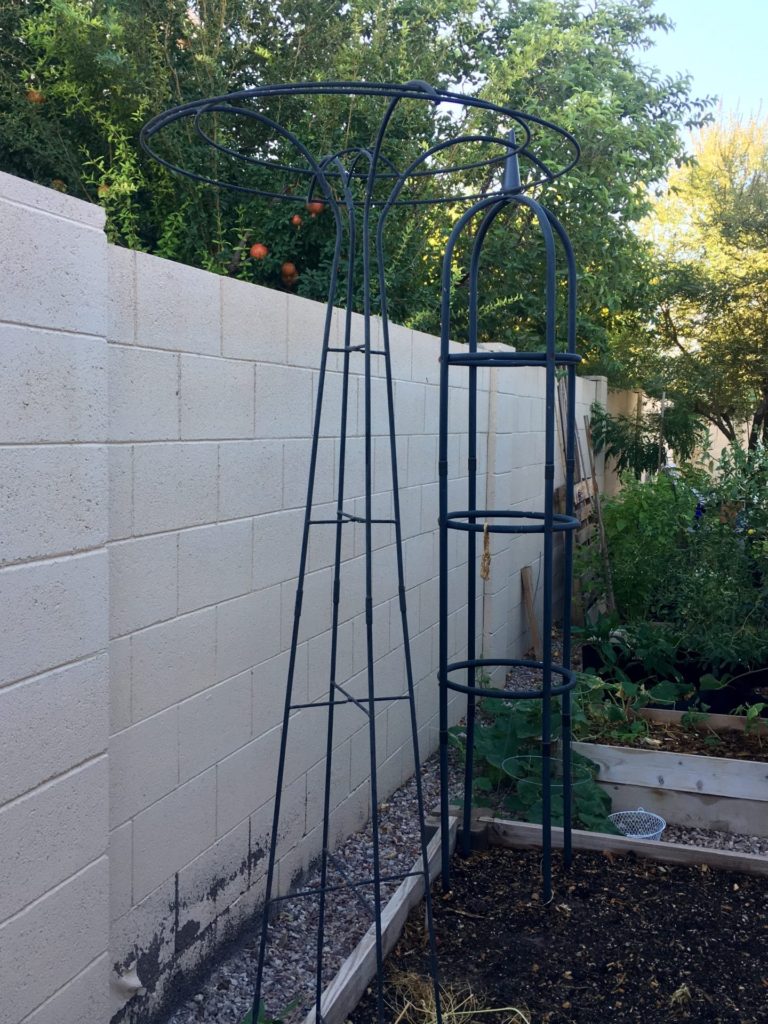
[350,846,768,1024]
[594,720,768,762]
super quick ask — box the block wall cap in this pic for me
[0,171,106,230]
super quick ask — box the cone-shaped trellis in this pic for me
[141,81,580,1023]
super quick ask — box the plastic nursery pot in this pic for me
[725,667,768,716]
[500,754,594,820]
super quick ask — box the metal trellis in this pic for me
[141,81,580,1022]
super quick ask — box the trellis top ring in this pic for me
[140,80,579,208]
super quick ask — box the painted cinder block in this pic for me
[176,817,251,941]
[178,519,253,613]
[109,532,178,639]
[410,329,440,386]
[221,276,289,363]
[215,587,282,685]
[132,441,218,535]
[108,344,180,442]
[0,444,107,566]
[282,706,328,784]
[387,323,413,382]
[20,953,111,1024]
[131,768,217,901]
[0,181,106,337]
[215,726,282,837]
[0,758,107,922]
[305,741,351,834]
[0,550,107,688]
[0,857,109,1024]
[108,443,133,541]
[254,362,314,438]
[306,618,354,704]
[282,436,335,509]
[109,636,131,735]
[218,439,283,521]
[286,293,331,359]
[107,244,136,345]
[0,653,107,806]
[180,354,255,440]
[252,646,308,737]
[178,671,252,782]
[0,170,104,228]
[279,567,333,648]
[108,872,177,1007]
[130,607,216,723]
[406,433,438,487]
[109,707,179,827]
[135,250,221,355]
[109,820,132,924]
[314,368,361,438]
[0,325,106,444]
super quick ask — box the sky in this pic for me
[644,0,767,122]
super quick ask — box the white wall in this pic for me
[0,170,606,1024]
[0,172,112,1024]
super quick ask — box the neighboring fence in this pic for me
[0,170,607,1024]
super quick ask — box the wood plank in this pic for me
[573,740,768,802]
[555,478,594,511]
[521,565,542,661]
[483,817,768,876]
[303,819,458,1024]
[575,523,596,545]
[640,707,768,737]
[597,781,768,837]
[584,415,615,613]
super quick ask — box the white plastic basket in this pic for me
[608,807,666,842]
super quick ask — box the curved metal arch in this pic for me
[139,80,579,206]
[437,165,580,898]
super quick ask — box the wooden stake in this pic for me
[521,565,542,660]
[584,415,616,613]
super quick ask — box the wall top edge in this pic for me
[0,171,106,230]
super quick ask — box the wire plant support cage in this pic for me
[436,102,581,904]
[141,81,581,1023]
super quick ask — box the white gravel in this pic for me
[165,755,461,1024]
[663,824,768,857]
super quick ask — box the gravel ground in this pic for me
[663,823,768,856]
[166,754,463,1024]
[165,652,766,1024]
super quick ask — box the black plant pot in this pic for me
[580,642,768,716]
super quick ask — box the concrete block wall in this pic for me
[0,172,112,1024]
[0,171,606,1024]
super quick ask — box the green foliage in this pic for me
[241,996,301,1024]
[583,471,695,621]
[628,116,768,448]
[0,0,710,356]
[583,445,768,675]
[590,400,707,479]
[448,692,618,833]
[731,702,767,738]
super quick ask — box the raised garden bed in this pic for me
[317,809,768,1024]
[350,837,768,1024]
[634,707,768,759]
[573,709,768,838]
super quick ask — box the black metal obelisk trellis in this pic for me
[436,132,581,903]
[141,81,580,1022]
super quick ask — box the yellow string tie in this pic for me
[480,521,491,581]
